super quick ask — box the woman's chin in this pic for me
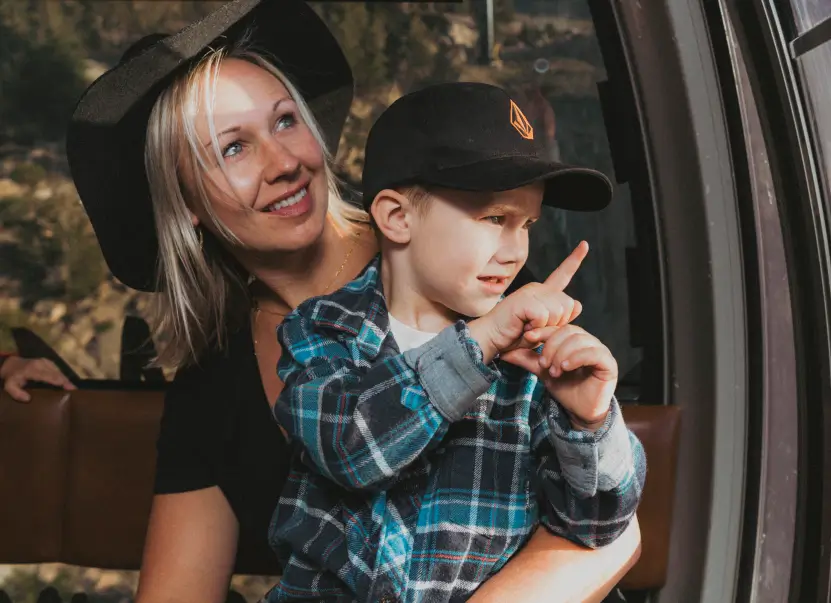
[258,213,328,254]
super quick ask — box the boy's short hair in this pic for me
[368,185,432,235]
[398,185,432,212]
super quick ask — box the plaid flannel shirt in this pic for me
[267,257,646,603]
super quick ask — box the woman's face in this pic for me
[188,58,330,255]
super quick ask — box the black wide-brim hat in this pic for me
[66,0,354,292]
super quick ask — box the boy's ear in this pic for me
[371,189,413,244]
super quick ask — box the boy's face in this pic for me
[407,182,544,318]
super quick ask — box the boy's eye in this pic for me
[486,215,505,225]
[524,219,537,230]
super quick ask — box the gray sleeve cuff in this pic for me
[548,397,634,497]
[402,322,498,422]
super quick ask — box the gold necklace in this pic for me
[252,231,361,354]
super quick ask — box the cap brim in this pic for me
[66,0,354,292]
[422,156,613,212]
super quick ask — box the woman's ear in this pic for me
[189,210,200,227]
[371,189,413,244]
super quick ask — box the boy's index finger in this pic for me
[543,241,589,292]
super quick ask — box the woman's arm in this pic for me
[469,516,642,603]
[135,487,239,603]
[0,355,76,402]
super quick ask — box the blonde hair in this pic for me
[144,30,367,370]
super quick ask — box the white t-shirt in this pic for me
[388,314,438,353]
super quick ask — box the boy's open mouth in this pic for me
[478,276,508,285]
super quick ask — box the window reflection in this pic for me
[788,0,831,34]
[795,42,831,210]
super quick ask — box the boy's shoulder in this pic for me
[284,254,384,338]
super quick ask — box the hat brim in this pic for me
[66,0,354,292]
[421,156,614,212]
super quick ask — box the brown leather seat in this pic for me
[619,403,682,591]
[0,390,680,590]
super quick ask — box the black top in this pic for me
[151,267,537,576]
[153,325,287,575]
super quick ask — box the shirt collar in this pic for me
[304,254,392,359]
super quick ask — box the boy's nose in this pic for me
[496,230,529,265]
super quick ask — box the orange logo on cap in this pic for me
[510,100,534,140]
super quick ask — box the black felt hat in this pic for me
[66,0,354,292]
[362,82,612,212]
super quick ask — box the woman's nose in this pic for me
[262,138,301,183]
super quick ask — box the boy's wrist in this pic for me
[467,318,498,364]
[564,406,610,432]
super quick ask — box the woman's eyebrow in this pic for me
[204,97,294,147]
[272,97,292,112]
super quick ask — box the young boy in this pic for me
[267,82,646,603]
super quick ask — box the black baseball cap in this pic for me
[362,82,613,212]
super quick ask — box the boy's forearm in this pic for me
[536,437,645,548]
[401,323,498,422]
[532,397,647,548]
[546,397,639,498]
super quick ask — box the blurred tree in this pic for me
[495,0,516,21]
[329,4,388,90]
[0,4,86,145]
[0,185,107,303]
[406,16,435,74]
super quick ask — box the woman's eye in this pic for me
[486,215,504,225]
[222,141,243,159]
[524,219,537,230]
[274,113,297,132]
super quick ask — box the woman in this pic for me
[63,1,641,602]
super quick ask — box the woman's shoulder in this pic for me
[154,325,263,493]
[163,325,259,422]
[170,326,254,389]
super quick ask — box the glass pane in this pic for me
[0,0,646,388]
[789,0,831,34]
